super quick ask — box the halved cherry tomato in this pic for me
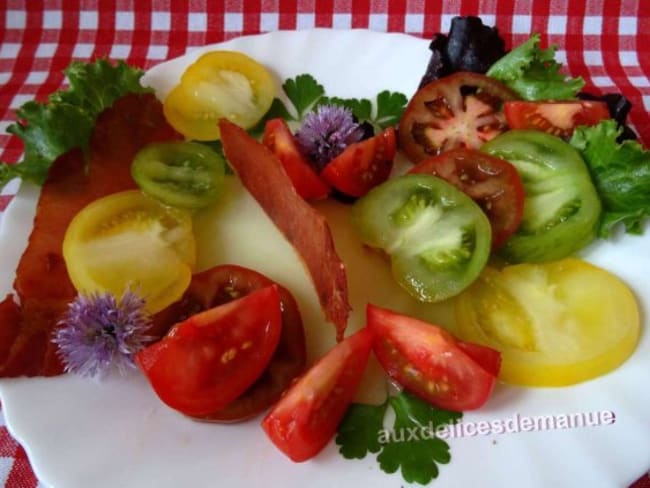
[263,118,330,200]
[367,304,500,411]
[455,259,640,386]
[262,328,373,462]
[136,285,282,417]
[131,141,225,209]
[62,190,196,313]
[398,72,518,163]
[163,51,275,141]
[320,127,396,197]
[409,148,524,249]
[152,264,306,422]
[504,100,609,137]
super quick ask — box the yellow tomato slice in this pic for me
[454,258,640,386]
[164,50,275,141]
[63,190,196,313]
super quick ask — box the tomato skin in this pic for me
[137,285,283,417]
[367,304,499,411]
[261,328,373,462]
[504,101,609,137]
[263,118,330,200]
[320,127,396,197]
[398,72,518,163]
[153,264,307,422]
[163,51,275,141]
[455,259,640,387]
[409,148,524,249]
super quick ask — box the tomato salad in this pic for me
[0,16,646,473]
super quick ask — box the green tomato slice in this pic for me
[131,141,225,209]
[481,130,601,263]
[351,174,492,302]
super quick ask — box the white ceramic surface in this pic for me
[0,30,648,488]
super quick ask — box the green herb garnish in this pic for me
[336,391,462,485]
[255,74,407,130]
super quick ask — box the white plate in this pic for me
[1,29,649,488]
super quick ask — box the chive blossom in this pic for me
[295,105,364,171]
[53,288,153,378]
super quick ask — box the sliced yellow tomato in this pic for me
[164,50,275,141]
[454,258,640,386]
[63,190,196,313]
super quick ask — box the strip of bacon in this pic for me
[0,93,181,377]
[219,119,350,340]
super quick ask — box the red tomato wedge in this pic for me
[263,118,330,200]
[367,304,500,411]
[409,148,524,249]
[137,285,282,417]
[398,72,517,163]
[321,127,396,197]
[152,264,306,422]
[504,100,609,137]
[262,328,373,462]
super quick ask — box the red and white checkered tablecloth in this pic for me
[0,1,649,487]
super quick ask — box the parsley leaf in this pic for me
[282,74,325,119]
[336,401,388,459]
[1,59,150,190]
[487,34,584,100]
[570,119,650,237]
[270,74,407,130]
[318,96,373,122]
[336,391,462,485]
[374,90,408,129]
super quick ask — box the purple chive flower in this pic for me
[53,289,153,378]
[295,105,365,171]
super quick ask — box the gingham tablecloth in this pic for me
[0,1,649,487]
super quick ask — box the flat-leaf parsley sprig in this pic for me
[252,73,408,133]
[336,391,462,485]
[53,288,154,378]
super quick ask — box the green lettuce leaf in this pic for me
[570,120,650,237]
[487,34,584,100]
[1,59,151,189]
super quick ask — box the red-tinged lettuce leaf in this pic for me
[419,16,507,87]
[570,120,650,237]
[487,34,584,100]
[1,59,151,190]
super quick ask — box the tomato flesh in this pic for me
[455,259,640,386]
[351,174,492,303]
[398,72,518,163]
[320,127,396,197]
[62,190,196,313]
[367,304,500,411]
[263,118,330,200]
[152,264,306,422]
[504,101,609,137]
[261,328,373,462]
[409,148,524,249]
[137,285,283,416]
[163,51,275,141]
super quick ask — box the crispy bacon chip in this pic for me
[219,119,350,340]
[0,93,181,377]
